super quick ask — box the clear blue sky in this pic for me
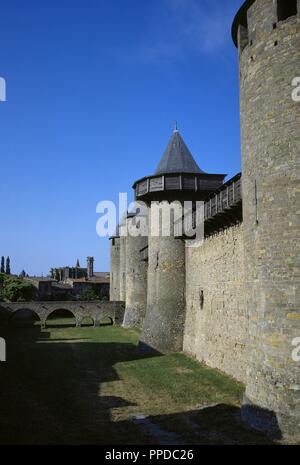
[0,0,244,276]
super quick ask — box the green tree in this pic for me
[5,257,11,275]
[0,275,36,302]
[77,288,100,301]
[0,256,4,274]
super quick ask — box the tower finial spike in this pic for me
[174,121,178,133]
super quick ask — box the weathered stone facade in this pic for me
[123,215,148,328]
[119,235,127,302]
[110,237,120,301]
[233,0,300,440]
[108,0,300,441]
[184,224,247,383]
[140,209,186,353]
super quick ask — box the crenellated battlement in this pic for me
[233,0,299,55]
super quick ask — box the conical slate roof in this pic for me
[155,129,204,175]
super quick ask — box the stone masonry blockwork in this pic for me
[183,224,247,383]
[236,0,300,440]
[108,0,300,441]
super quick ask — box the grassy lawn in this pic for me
[0,319,273,445]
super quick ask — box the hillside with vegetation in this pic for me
[0,274,36,302]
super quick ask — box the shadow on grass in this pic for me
[0,324,275,445]
[133,404,276,445]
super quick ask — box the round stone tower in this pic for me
[123,211,148,328]
[134,127,225,353]
[119,217,127,302]
[232,0,300,440]
[109,230,120,301]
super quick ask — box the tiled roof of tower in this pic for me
[155,128,205,175]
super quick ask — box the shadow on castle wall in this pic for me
[0,324,278,445]
[241,402,282,441]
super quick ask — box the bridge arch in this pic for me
[0,301,125,328]
[10,308,41,327]
[80,316,95,327]
[99,316,114,326]
[45,308,76,328]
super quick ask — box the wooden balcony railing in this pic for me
[134,173,225,198]
[175,173,242,237]
[137,174,242,250]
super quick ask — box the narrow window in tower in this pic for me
[155,252,159,270]
[277,0,297,21]
[200,290,204,310]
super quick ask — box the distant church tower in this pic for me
[133,127,225,353]
[87,256,94,279]
[232,0,300,440]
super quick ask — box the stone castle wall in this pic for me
[123,231,148,329]
[183,224,247,383]
[119,236,127,302]
[140,208,186,353]
[110,238,120,301]
[237,0,300,439]
[109,0,300,440]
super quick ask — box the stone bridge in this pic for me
[0,301,125,329]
